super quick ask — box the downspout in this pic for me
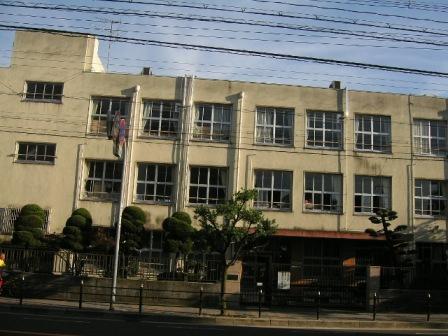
[177,75,194,211]
[407,95,416,247]
[124,85,141,206]
[344,87,350,231]
[73,143,85,211]
[233,92,244,192]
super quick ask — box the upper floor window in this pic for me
[84,160,122,200]
[254,170,292,210]
[256,107,294,146]
[415,180,446,217]
[90,97,130,135]
[306,111,343,149]
[25,81,63,102]
[355,115,391,152]
[354,176,391,214]
[17,142,56,164]
[414,119,447,156]
[189,166,227,204]
[142,100,181,138]
[304,173,342,213]
[193,103,231,141]
[136,163,174,203]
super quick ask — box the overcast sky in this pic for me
[1,0,448,97]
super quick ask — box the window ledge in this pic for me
[353,149,392,155]
[254,142,294,148]
[21,98,63,104]
[304,146,344,152]
[138,134,178,141]
[15,160,55,165]
[133,199,173,206]
[353,212,376,217]
[414,214,447,219]
[81,196,119,203]
[303,210,343,215]
[190,138,231,145]
[413,154,446,160]
[255,207,292,213]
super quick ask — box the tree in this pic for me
[62,208,93,252]
[162,212,194,256]
[366,209,415,267]
[194,189,276,315]
[12,204,46,247]
[120,206,146,255]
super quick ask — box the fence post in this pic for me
[372,292,377,321]
[199,287,203,316]
[79,280,84,309]
[316,291,321,320]
[426,292,431,322]
[258,288,263,318]
[139,283,144,315]
[19,275,24,306]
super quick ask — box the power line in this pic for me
[3,25,448,79]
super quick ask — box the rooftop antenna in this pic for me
[97,18,121,71]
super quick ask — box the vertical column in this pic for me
[176,76,195,211]
[231,92,245,194]
[73,143,85,212]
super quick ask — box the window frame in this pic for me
[414,179,447,217]
[255,106,294,146]
[84,160,123,201]
[89,96,130,136]
[354,114,392,153]
[413,119,447,157]
[193,103,232,142]
[141,100,181,138]
[24,81,64,103]
[254,170,293,210]
[304,172,343,213]
[354,175,392,214]
[135,163,175,204]
[306,111,343,150]
[188,166,228,205]
[16,142,57,164]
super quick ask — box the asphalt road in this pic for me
[1,310,448,336]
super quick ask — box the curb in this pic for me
[1,303,448,331]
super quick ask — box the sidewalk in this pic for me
[1,296,448,331]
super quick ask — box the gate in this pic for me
[240,262,367,307]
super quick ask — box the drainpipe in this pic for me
[233,92,245,192]
[73,143,85,211]
[344,87,350,231]
[407,95,416,247]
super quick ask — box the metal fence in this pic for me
[381,266,448,290]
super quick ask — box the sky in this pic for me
[1,0,448,97]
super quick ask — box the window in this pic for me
[354,176,391,214]
[414,119,447,156]
[189,167,227,204]
[254,170,292,210]
[0,207,51,234]
[355,115,391,152]
[84,160,122,200]
[136,163,174,203]
[17,142,56,164]
[90,97,130,135]
[304,173,342,212]
[25,81,63,102]
[256,107,294,145]
[142,100,181,137]
[415,180,446,217]
[306,111,343,149]
[193,104,231,141]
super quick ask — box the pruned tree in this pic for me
[12,204,46,247]
[120,206,146,255]
[194,189,276,315]
[62,208,93,252]
[367,209,415,267]
[162,212,195,256]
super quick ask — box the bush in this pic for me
[12,231,40,247]
[66,214,88,230]
[122,206,146,224]
[72,208,92,225]
[172,211,192,225]
[14,215,44,230]
[19,204,45,221]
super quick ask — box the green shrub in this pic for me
[12,231,40,247]
[19,204,45,221]
[15,215,44,230]
[66,214,88,230]
[63,226,82,240]
[172,211,192,225]
[122,206,146,224]
[72,208,92,225]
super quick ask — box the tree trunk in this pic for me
[220,261,228,316]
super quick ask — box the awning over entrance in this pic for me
[273,229,385,240]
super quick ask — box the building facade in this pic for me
[0,30,447,268]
